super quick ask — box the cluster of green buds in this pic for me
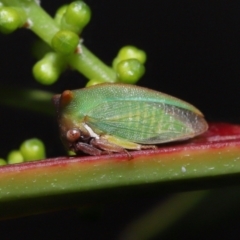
[0,1,147,86]
[33,1,91,85]
[0,138,46,165]
[85,45,146,86]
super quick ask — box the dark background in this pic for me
[0,1,240,239]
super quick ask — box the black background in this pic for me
[0,1,240,239]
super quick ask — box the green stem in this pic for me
[118,191,208,240]
[0,85,53,115]
[68,45,117,82]
[2,0,117,82]
[0,123,240,218]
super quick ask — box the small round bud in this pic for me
[33,59,59,85]
[54,5,68,26]
[51,30,80,55]
[86,79,106,87]
[113,46,146,70]
[7,150,24,164]
[0,7,27,34]
[20,138,46,161]
[68,150,76,156]
[61,1,91,33]
[116,59,145,84]
[0,158,7,166]
[33,52,66,85]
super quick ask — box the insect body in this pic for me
[52,83,208,156]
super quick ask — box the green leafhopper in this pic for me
[52,83,208,156]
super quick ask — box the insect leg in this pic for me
[90,138,133,159]
[140,145,157,150]
[74,142,103,156]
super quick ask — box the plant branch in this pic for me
[0,123,240,219]
[1,0,117,82]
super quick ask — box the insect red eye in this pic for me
[66,129,81,142]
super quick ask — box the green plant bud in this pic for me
[68,150,76,156]
[86,79,106,87]
[12,7,27,27]
[7,150,24,164]
[116,59,145,84]
[0,158,7,166]
[61,1,91,33]
[20,138,46,161]
[54,5,68,26]
[0,7,27,34]
[51,30,80,55]
[33,52,66,85]
[112,57,120,72]
[112,46,146,70]
[33,59,59,85]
